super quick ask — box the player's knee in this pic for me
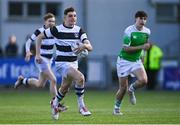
[139,77,148,85]
[67,67,76,79]
[51,78,57,85]
[77,74,85,84]
[36,83,44,88]
[120,84,128,92]
[59,88,69,95]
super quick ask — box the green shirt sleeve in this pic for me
[123,35,131,46]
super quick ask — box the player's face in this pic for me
[64,11,77,27]
[135,17,147,29]
[45,17,56,28]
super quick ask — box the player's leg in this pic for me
[14,72,48,88]
[45,69,66,120]
[53,68,73,105]
[50,76,71,120]
[53,66,91,116]
[71,68,91,116]
[14,57,48,89]
[128,66,147,105]
[113,76,128,115]
[50,64,74,119]
[131,67,147,90]
[113,57,130,114]
[42,68,57,96]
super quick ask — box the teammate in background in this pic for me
[14,13,61,100]
[35,7,93,120]
[113,11,151,115]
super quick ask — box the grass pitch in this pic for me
[0,89,179,124]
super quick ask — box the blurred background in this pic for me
[0,0,180,90]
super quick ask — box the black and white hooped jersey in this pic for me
[44,24,88,62]
[29,25,55,59]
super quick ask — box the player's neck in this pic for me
[135,24,143,31]
[63,22,74,29]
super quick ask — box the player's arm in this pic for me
[25,29,42,62]
[123,36,151,53]
[73,40,93,55]
[73,28,93,54]
[25,38,33,62]
[123,44,150,52]
[35,33,45,64]
[140,50,146,63]
[82,39,93,51]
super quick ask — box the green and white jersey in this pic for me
[119,25,151,62]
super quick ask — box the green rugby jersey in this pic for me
[119,25,151,62]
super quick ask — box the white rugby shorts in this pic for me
[35,56,53,72]
[116,57,144,77]
[55,61,78,78]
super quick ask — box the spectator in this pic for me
[144,44,163,90]
[0,45,3,57]
[5,35,18,57]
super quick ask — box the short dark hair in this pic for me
[135,11,148,18]
[64,7,75,15]
[43,13,55,21]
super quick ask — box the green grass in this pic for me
[0,89,180,124]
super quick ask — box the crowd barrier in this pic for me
[0,57,61,85]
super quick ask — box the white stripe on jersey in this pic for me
[42,39,56,45]
[30,34,37,41]
[40,49,54,55]
[56,50,76,56]
[55,39,79,46]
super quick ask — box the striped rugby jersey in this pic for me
[44,23,88,62]
[29,25,55,59]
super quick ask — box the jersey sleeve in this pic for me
[123,29,131,47]
[25,39,32,52]
[148,29,151,35]
[30,29,41,41]
[146,28,151,41]
[26,29,40,52]
[79,28,88,43]
[148,29,151,40]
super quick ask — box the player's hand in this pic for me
[73,44,86,55]
[25,51,32,62]
[142,43,151,50]
[35,55,42,64]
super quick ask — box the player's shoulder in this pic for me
[124,25,134,35]
[38,26,46,32]
[143,26,151,35]
[125,25,134,32]
[74,25,81,30]
[33,26,45,36]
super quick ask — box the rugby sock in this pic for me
[56,91,64,102]
[129,82,137,92]
[114,100,121,109]
[53,91,64,106]
[75,85,85,108]
[22,78,28,85]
